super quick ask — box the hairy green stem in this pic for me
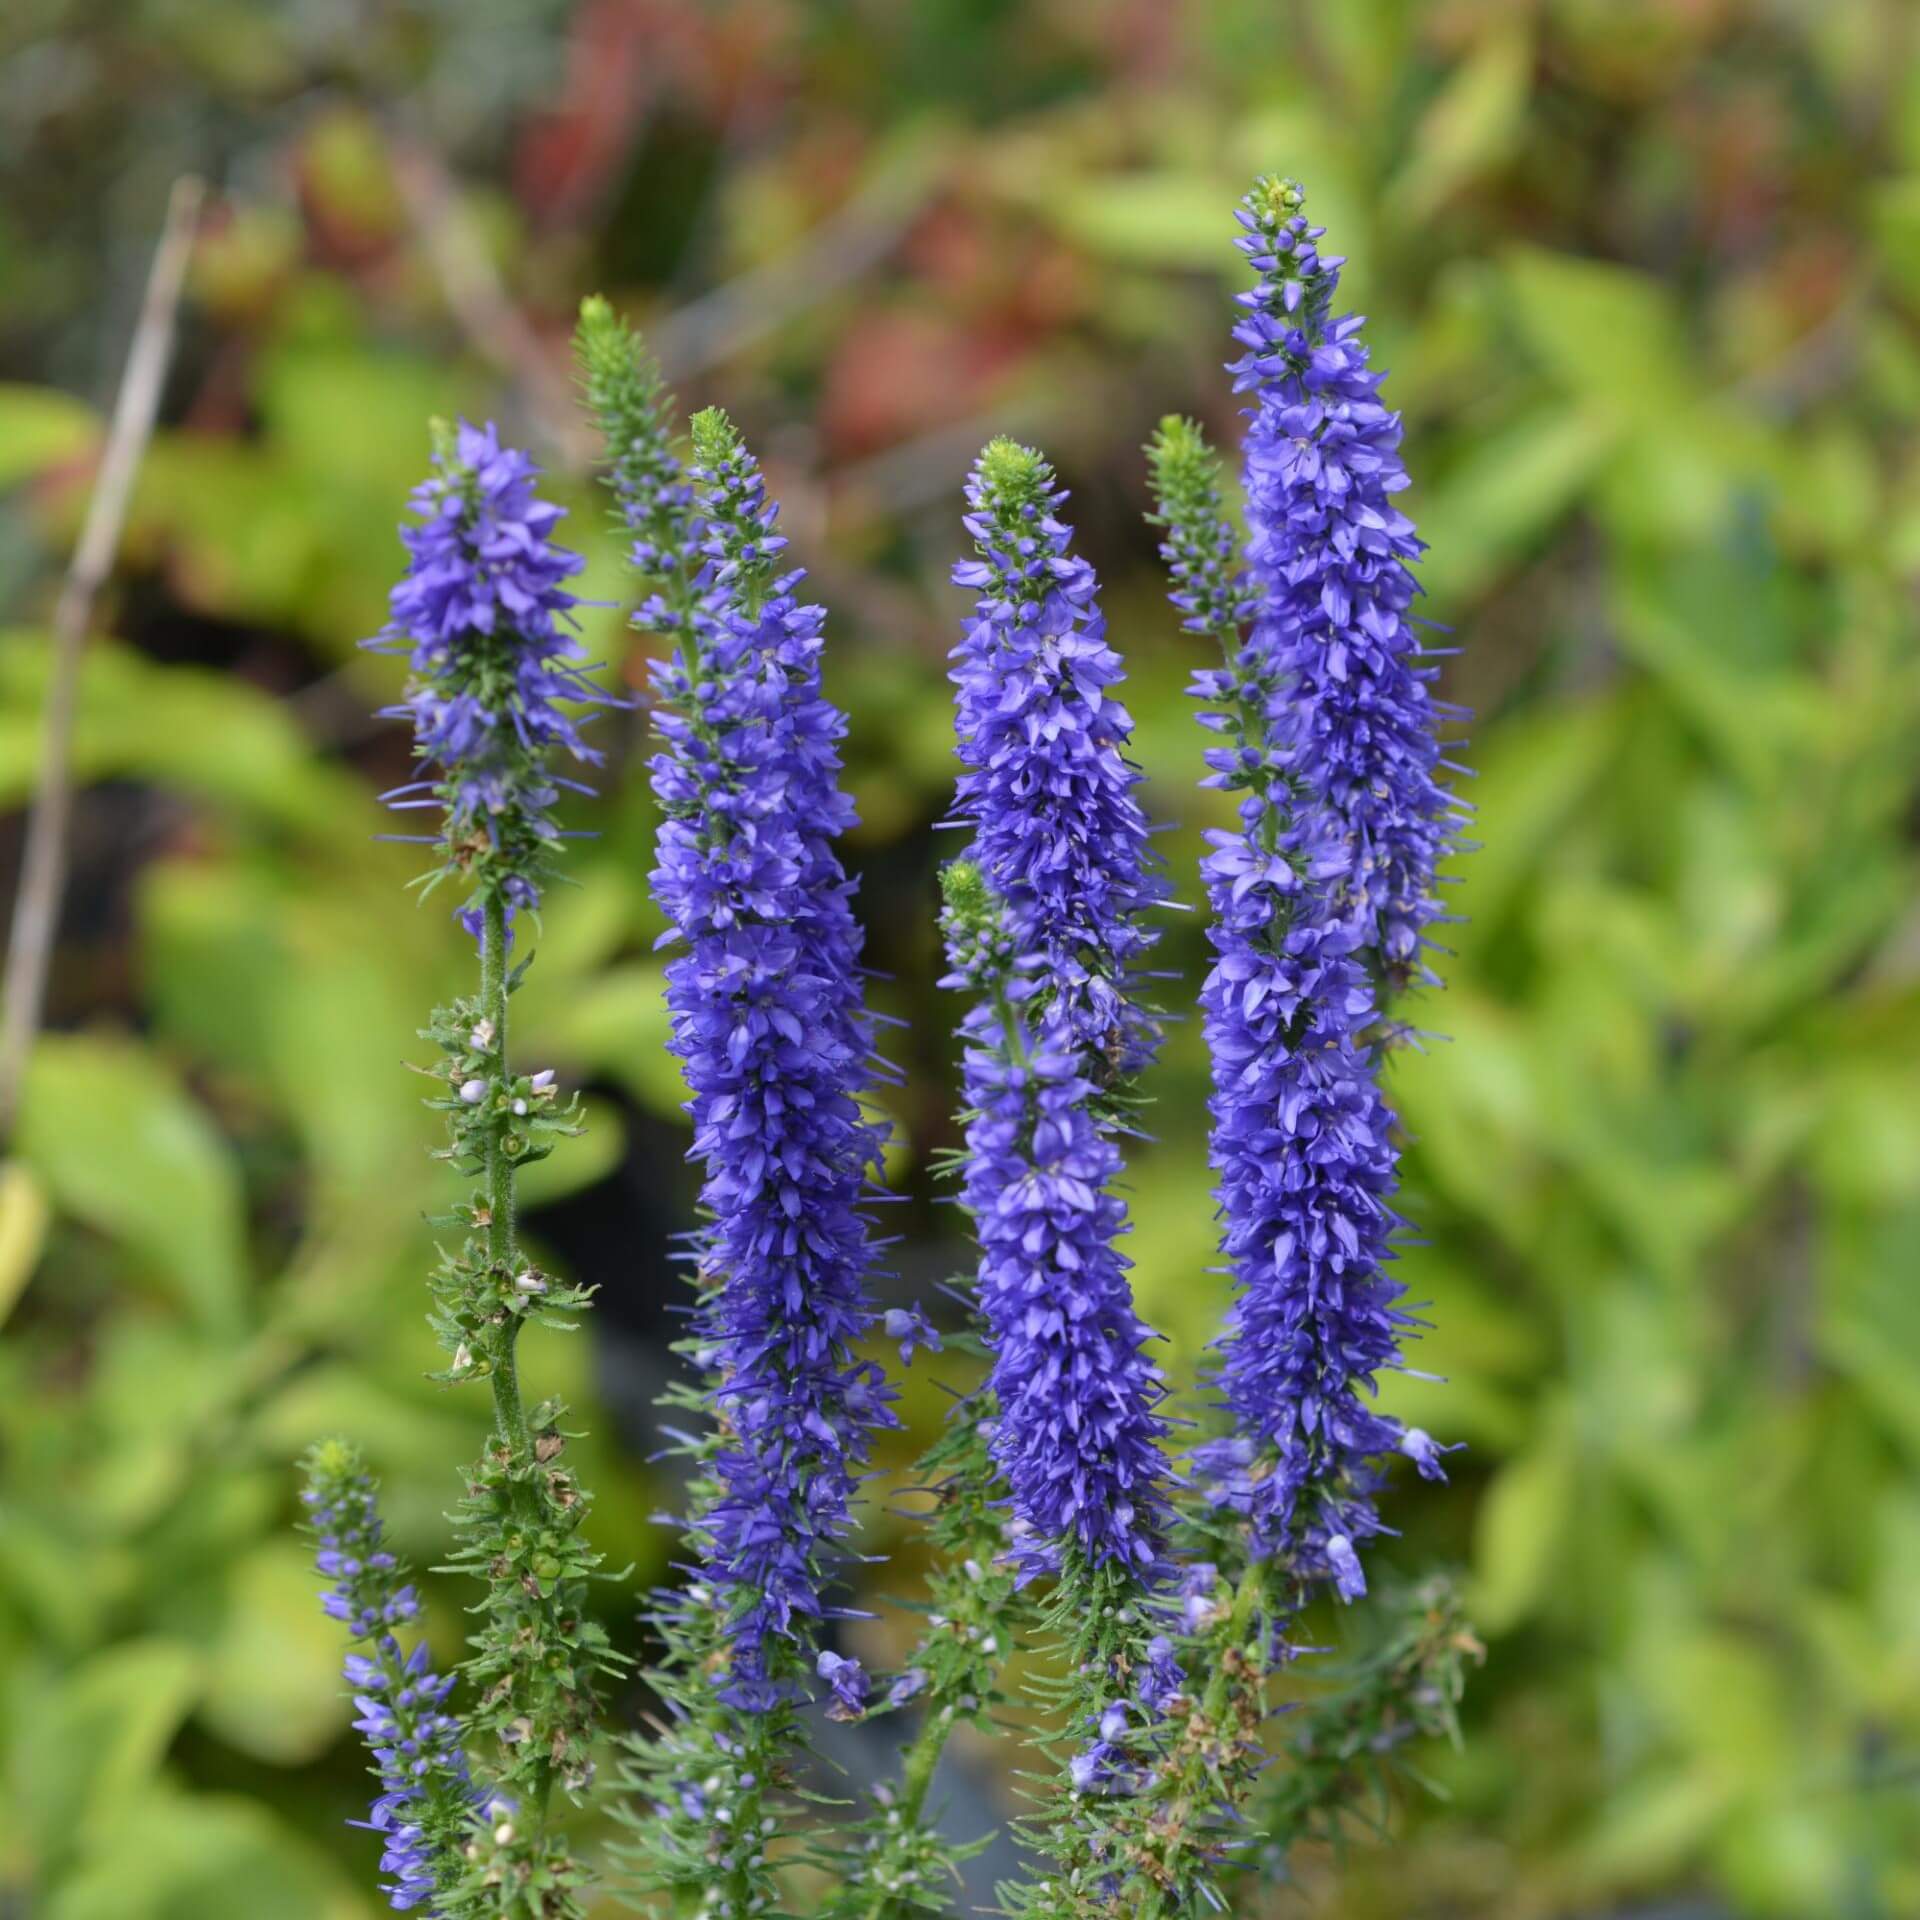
[1138,1561,1268,1920]
[477,885,556,1841]
[480,891,531,1462]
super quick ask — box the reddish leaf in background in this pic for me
[820,308,1021,460]
[905,200,1090,331]
[517,0,674,224]
[518,0,799,224]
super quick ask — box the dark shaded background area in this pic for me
[3,3,1919,1915]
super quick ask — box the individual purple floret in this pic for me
[1133,1632,1187,1717]
[648,407,892,1706]
[815,1650,870,1722]
[949,438,1168,1083]
[940,861,1169,1577]
[302,1441,474,1912]
[1230,178,1461,990]
[369,418,604,942]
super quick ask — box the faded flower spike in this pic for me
[1231,176,1464,992]
[302,1441,473,1913]
[370,417,608,942]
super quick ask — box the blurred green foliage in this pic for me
[3,2,1919,1916]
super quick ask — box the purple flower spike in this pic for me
[370,420,608,941]
[302,1443,473,1912]
[1149,313,1449,1600]
[950,438,1168,1084]
[938,441,1173,1581]
[648,407,893,1707]
[1229,178,1463,989]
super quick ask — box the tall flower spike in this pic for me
[648,404,892,1707]
[913,448,1175,1920]
[582,306,815,1919]
[302,1441,474,1914]
[1148,412,1440,1594]
[374,420,618,1918]
[1231,177,1462,993]
[371,417,604,943]
[950,438,1168,1085]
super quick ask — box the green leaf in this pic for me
[531,961,685,1118]
[1610,548,1824,791]
[1417,404,1615,605]
[514,1093,625,1210]
[1388,988,1546,1251]
[44,1790,359,1920]
[13,1641,202,1865]
[1573,1766,1731,1889]
[0,629,364,836]
[1389,27,1532,223]
[0,382,99,489]
[1869,175,1920,303]
[17,1035,247,1335]
[1501,249,1691,416]
[1044,172,1241,270]
[198,1543,351,1767]
[1446,694,1622,954]
[1471,1407,1576,1632]
[0,1157,51,1327]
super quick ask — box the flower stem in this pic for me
[1137,1560,1269,1920]
[476,885,556,1840]
[479,890,532,1467]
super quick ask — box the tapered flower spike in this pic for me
[302,1441,474,1913]
[578,298,902,1920]
[1063,271,1464,1920]
[1230,176,1465,994]
[575,293,695,580]
[941,440,1173,1576]
[950,437,1169,1088]
[370,417,606,945]
[650,402,893,1704]
[1150,407,1437,1592]
[937,443,1190,1919]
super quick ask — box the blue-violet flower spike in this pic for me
[648,406,893,1708]
[1148,408,1436,1597]
[302,1440,474,1913]
[940,859,1169,1577]
[949,438,1168,1082]
[371,418,602,944]
[1230,177,1461,989]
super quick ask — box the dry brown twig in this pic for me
[0,173,205,1145]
